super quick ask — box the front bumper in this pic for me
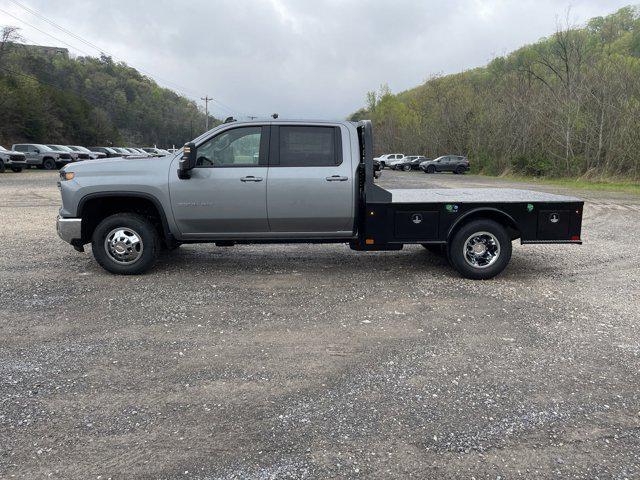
[56,216,82,244]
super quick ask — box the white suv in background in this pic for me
[373,153,405,169]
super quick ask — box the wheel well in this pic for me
[79,195,170,245]
[448,210,521,241]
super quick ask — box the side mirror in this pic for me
[177,142,197,179]
[34,149,40,153]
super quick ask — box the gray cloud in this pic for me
[2,0,633,118]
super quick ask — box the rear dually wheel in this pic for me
[448,219,512,280]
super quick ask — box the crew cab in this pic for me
[12,143,66,170]
[56,120,583,279]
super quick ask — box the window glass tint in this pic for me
[196,127,261,167]
[14,145,26,152]
[279,126,337,167]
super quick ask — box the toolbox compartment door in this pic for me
[394,210,439,241]
[537,210,572,240]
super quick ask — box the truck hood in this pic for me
[62,153,176,173]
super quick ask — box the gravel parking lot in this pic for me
[1,169,639,479]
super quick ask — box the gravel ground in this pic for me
[0,169,639,479]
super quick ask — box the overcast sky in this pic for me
[0,0,634,119]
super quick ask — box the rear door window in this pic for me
[276,126,341,167]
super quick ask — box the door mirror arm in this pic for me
[177,142,197,179]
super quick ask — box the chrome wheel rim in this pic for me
[463,231,500,269]
[104,227,144,265]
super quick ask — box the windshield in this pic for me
[38,145,54,152]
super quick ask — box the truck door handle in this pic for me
[240,176,263,182]
[326,175,348,182]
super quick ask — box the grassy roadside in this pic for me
[478,174,640,194]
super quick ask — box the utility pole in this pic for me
[201,96,212,130]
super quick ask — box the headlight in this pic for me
[60,171,75,181]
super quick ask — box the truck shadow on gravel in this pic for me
[100,244,565,281]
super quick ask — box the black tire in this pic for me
[11,167,23,173]
[42,158,56,170]
[455,166,466,174]
[426,165,436,174]
[403,164,411,172]
[0,160,4,173]
[380,163,386,170]
[91,213,160,275]
[448,219,512,280]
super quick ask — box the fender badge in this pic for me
[549,213,560,223]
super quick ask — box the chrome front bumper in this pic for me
[56,216,82,244]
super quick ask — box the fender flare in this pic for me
[447,207,520,240]
[77,191,173,242]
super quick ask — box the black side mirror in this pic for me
[34,149,40,153]
[177,142,197,179]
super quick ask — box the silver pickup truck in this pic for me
[56,120,583,279]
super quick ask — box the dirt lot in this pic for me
[1,169,639,479]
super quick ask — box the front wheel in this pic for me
[402,164,411,172]
[448,219,512,280]
[42,158,56,170]
[426,165,436,174]
[0,160,4,173]
[91,213,160,275]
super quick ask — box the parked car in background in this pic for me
[90,147,121,158]
[390,155,429,171]
[420,155,470,174]
[112,147,136,157]
[12,143,66,170]
[0,145,27,172]
[130,148,152,156]
[143,147,172,156]
[48,145,85,162]
[374,153,405,169]
[68,146,106,160]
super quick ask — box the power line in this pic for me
[5,0,252,119]
[0,7,94,56]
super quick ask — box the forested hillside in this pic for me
[0,29,209,148]
[351,6,640,180]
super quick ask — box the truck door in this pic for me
[169,125,270,237]
[266,125,354,235]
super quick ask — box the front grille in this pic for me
[79,154,90,159]
[10,155,24,161]
[60,153,71,159]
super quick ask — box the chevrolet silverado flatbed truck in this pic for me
[56,120,583,279]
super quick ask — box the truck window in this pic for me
[278,126,339,167]
[196,127,262,167]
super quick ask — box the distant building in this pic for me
[9,43,69,58]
